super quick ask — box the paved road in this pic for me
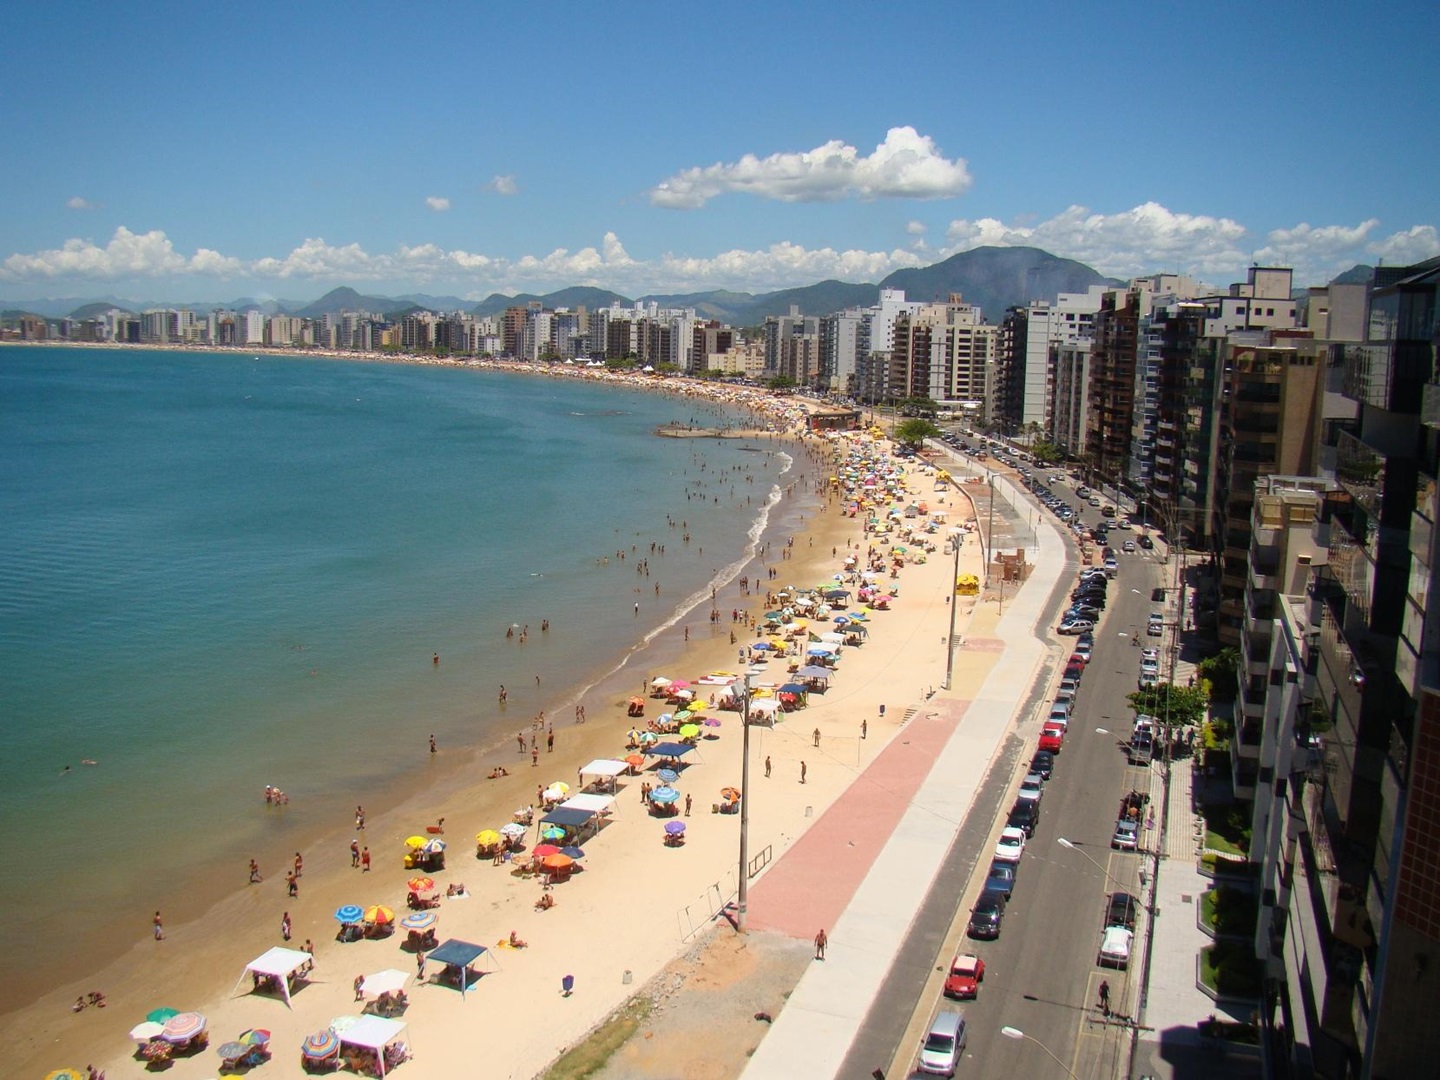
[882,476,1177,1079]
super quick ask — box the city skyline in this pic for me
[3,1,1437,301]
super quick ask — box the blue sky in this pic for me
[3,0,1437,305]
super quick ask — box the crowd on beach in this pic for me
[32,363,981,1079]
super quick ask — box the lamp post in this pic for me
[999,1026,1079,1079]
[985,473,996,586]
[736,671,753,931]
[943,529,962,691]
[1055,837,1144,897]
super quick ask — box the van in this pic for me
[918,1010,968,1075]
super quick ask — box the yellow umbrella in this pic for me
[678,723,701,739]
[475,829,501,846]
[404,835,427,849]
[685,701,706,713]
[407,876,436,894]
[547,781,570,796]
[363,905,395,926]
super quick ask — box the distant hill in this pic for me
[1331,264,1374,285]
[295,287,400,319]
[470,286,629,318]
[878,246,1122,319]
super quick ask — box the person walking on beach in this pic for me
[153,911,164,941]
[351,839,360,867]
[280,912,292,941]
[499,685,507,704]
[294,851,303,878]
[547,728,554,753]
[861,718,868,740]
[286,871,298,897]
[531,747,539,767]
[249,859,261,884]
[416,951,426,981]
[812,727,821,747]
[517,731,526,753]
[361,847,371,872]
[684,793,692,816]
[354,974,364,1001]
[429,733,437,754]
[814,929,827,960]
[765,756,772,778]
[800,761,807,784]
[355,805,366,830]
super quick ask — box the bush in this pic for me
[1202,886,1258,936]
[1200,942,1263,998]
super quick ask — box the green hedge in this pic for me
[1201,886,1258,936]
[1200,941,1263,998]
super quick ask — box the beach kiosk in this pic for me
[337,1015,411,1076]
[424,939,496,1000]
[233,946,315,1008]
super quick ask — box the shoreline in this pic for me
[4,351,932,1078]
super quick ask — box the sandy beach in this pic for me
[5,363,981,1079]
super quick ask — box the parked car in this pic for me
[1007,800,1039,838]
[1038,723,1065,753]
[1112,818,1139,851]
[943,953,986,1000]
[1138,534,1154,549]
[1098,925,1134,969]
[1053,688,1076,713]
[1029,749,1055,780]
[1147,612,1164,636]
[1072,641,1093,663]
[1138,671,1159,690]
[994,826,1027,863]
[1018,770,1045,802]
[1059,674,1081,695]
[968,894,1006,939]
[1104,557,1119,576]
[1063,660,1086,681]
[918,1010,968,1076]
[1058,618,1095,635]
[1141,647,1160,662]
[1067,603,1101,620]
[1105,891,1139,930]
[983,861,1017,899]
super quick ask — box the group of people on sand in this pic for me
[71,990,106,1012]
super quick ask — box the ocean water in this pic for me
[0,346,816,1008]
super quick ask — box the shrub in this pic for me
[1200,942,1263,998]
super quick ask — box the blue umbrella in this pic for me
[656,768,679,784]
[560,845,585,859]
[334,905,363,924]
[650,786,680,805]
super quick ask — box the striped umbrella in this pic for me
[499,822,527,839]
[301,1029,340,1059]
[161,1011,207,1043]
[656,768,679,784]
[334,904,364,923]
[400,911,437,931]
[406,876,437,894]
[240,1029,271,1046]
[422,838,447,854]
[362,905,395,926]
[216,1041,249,1063]
[650,786,680,805]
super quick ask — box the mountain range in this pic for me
[5,247,1362,329]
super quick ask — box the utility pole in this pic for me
[736,671,753,930]
[943,530,962,690]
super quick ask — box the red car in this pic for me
[1069,652,1088,667]
[1063,661,1085,681]
[944,952,986,999]
[1039,723,1066,753]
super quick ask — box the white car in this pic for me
[1138,671,1159,690]
[1114,519,1132,530]
[1098,925,1134,968]
[994,826,1028,863]
[1141,647,1160,662]
[1122,540,1137,553]
[1140,658,1160,677]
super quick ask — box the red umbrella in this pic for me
[532,844,561,857]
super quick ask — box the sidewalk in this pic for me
[741,472,1069,1078]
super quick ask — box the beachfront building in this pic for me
[1050,340,1091,455]
[996,286,1105,440]
[883,297,995,412]
[820,308,868,395]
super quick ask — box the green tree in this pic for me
[894,418,941,448]
[1126,682,1209,727]
[1198,647,1240,702]
[767,375,797,390]
[1030,440,1064,464]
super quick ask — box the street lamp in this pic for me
[1054,837,1145,895]
[736,671,753,930]
[999,1026,1079,1079]
[943,528,963,691]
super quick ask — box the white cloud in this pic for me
[942,203,1440,285]
[488,174,518,196]
[66,196,96,210]
[425,196,451,212]
[2,226,207,279]
[649,126,972,208]
[251,237,386,280]
[906,220,927,236]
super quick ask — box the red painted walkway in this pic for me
[745,699,969,938]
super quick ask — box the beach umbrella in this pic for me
[650,786,680,805]
[532,844,561,857]
[129,1021,165,1042]
[145,1007,180,1024]
[703,717,722,727]
[721,787,742,801]
[363,905,395,926]
[543,784,569,801]
[422,837,446,854]
[329,1015,362,1034]
[560,845,585,859]
[475,829,501,847]
[216,1041,250,1063]
[161,1011,207,1043]
[302,1029,341,1059]
[407,876,437,894]
[541,853,575,870]
[541,826,565,841]
[623,754,645,769]
[334,904,364,924]
[651,676,672,688]
[44,1070,85,1080]
[240,1028,271,1046]
[625,728,642,743]
[669,679,690,689]
[404,835,427,849]
[656,768,679,784]
[499,822,527,839]
[657,712,674,724]
[638,732,659,744]
[678,724,701,739]
[664,820,687,835]
[400,911,437,931]
[749,642,772,651]
[138,1042,172,1063]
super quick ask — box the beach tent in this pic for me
[538,806,599,843]
[426,939,496,1000]
[748,698,782,726]
[337,1015,409,1076]
[561,792,617,817]
[644,741,696,760]
[577,759,629,792]
[232,946,314,1008]
[796,665,833,682]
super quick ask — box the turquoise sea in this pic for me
[0,346,819,1010]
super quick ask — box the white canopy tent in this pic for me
[232,946,314,1008]
[561,792,618,817]
[577,759,630,792]
[338,1015,409,1077]
[360,969,411,998]
[748,698,782,726]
